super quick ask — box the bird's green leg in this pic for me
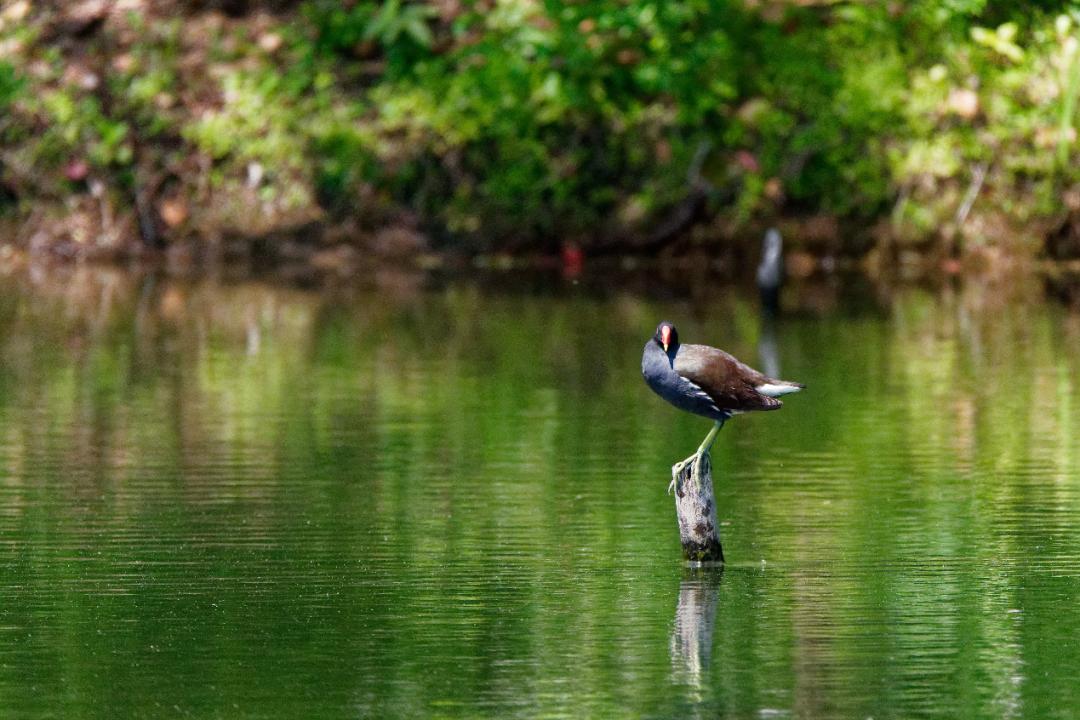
[691,420,725,485]
[696,420,725,456]
[670,420,725,494]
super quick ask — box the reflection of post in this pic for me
[670,568,723,690]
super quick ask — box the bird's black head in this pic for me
[653,321,679,354]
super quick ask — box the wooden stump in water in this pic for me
[671,452,724,564]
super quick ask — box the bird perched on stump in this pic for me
[642,321,804,490]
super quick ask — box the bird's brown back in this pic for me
[673,344,781,412]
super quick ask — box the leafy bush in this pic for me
[4,0,1080,255]
[892,10,1080,245]
[0,61,23,114]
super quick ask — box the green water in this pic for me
[1,269,1079,719]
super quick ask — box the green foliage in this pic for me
[38,90,133,167]
[303,0,436,77]
[0,61,23,113]
[4,0,1080,252]
[892,10,1080,241]
[366,0,437,48]
[363,0,748,242]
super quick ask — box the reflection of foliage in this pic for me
[1,271,1080,717]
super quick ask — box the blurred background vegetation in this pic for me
[3,0,1080,265]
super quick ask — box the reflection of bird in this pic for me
[642,321,803,487]
[756,228,784,314]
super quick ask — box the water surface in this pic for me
[1,268,1078,718]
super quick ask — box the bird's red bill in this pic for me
[661,326,671,352]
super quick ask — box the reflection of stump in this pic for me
[672,452,724,564]
[670,568,723,689]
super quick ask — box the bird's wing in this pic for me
[674,344,781,412]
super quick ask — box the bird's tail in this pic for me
[755,381,805,398]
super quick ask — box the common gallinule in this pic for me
[642,321,803,488]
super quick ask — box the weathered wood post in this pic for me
[671,452,724,564]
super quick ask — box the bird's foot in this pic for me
[670,454,694,494]
[670,452,704,495]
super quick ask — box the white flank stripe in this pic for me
[684,379,722,414]
[756,383,801,397]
